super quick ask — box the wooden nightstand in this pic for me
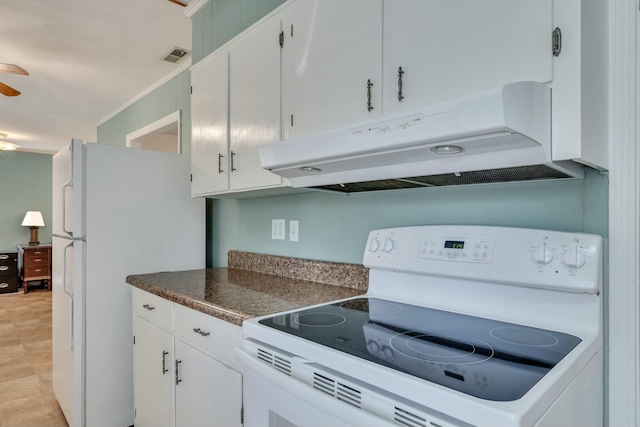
[18,244,52,293]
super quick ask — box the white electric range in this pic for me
[237,225,603,427]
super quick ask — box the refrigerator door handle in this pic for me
[62,179,73,237]
[63,240,74,351]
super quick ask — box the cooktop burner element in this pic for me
[259,297,581,401]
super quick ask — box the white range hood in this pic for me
[259,81,584,192]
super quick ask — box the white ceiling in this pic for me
[0,0,192,154]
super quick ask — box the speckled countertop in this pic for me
[126,251,368,326]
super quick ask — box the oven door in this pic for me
[238,348,396,427]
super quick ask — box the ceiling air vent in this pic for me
[163,47,190,63]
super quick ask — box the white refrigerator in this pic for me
[51,139,205,427]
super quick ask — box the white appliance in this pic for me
[238,225,603,427]
[51,140,205,427]
[259,81,585,192]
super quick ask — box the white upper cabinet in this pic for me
[281,0,383,139]
[191,50,229,196]
[382,0,553,114]
[229,16,284,191]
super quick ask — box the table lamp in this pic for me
[22,211,45,246]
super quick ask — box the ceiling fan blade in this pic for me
[168,0,187,6]
[0,82,21,97]
[0,64,29,76]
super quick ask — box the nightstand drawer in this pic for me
[24,265,50,278]
[0,253,17,277]
[0,276,17,294]
[24,255,49,268]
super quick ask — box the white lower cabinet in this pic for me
[132,288,243,427]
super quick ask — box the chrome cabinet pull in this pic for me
[175,360,182,385]
[366,79,374,112]
[162,351,169,374]
[230,151,237,172]
[0,283,8,288]
[0,254,8,260]
[397,67,405,102]
[0,266,8,271]
[142,304,155,311]
[218,153,224,174]
[193,327,210,337]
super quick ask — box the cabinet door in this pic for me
[191,50,230,196]
[175,340,242,427]
[281,0,383,139]
[133,316,175,427]
[383,0,553,114]
[229,16,283,191]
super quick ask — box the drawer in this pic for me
[24,265,50,279]
[175,303,242,371]
[132,287,174,331]
[0,276,17,294]
[0,253,17,277]
[24,248,49,258]
[24,254,49,268]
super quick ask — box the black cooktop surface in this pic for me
[259,297,581,401]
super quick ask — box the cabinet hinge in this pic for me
[290,114,294,127]
[290,24,293,37]
[133,335,135,345]
[190,85,193,94]
[279,30,284,48]
[190,174,193,182]
[134,408,137,418]
[241,407,244,424]
[552,27,562,57]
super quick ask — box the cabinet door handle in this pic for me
[218,153,224,174]
[0,266,8,271]
[0,283,8,288]
[193,327,210,337]
[230,151,237,172]
[162,351,169,375]
[142,304,155,311]
[0,255,8,260]
[397,67,405,102]
[175,360,182,385]
[366,79,374,112]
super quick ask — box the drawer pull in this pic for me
[0,255,8,260]
[0,283,8,288]
[35,269,42,272]
[142,304,155,311]
[175,360,182,385]
[34,259,42,262]
[193,328,210,337]
[162,351,169,375]
[0,266,8,271]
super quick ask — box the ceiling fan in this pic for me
[0,63,29,97]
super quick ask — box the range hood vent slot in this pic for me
[259,81,585,192]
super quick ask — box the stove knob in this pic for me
[562,247,587,269]
[531,243,554,265]
[367,238,381,253]
[380,346,394,360]
[366,340,380,355]
[382,238,395,253]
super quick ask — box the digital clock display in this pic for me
[444,240,465,249]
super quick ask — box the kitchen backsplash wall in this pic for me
[0,151,53,250]
[208,169,608,267]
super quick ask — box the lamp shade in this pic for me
[21,211,45,227]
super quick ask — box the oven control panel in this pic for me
[417,237,495,263]
[363,225,603,294]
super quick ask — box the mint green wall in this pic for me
[208,169,608,266]
[0,151,53,251]
[96,71,191,153]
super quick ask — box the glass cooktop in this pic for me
[259,297,581,401]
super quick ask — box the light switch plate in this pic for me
[272,219,285,240]
[289,220,299,242]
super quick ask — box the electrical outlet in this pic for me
[289,220,299,242]
[272,219,285,240]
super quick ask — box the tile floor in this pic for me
[0,288,68,427]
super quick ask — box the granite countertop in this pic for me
[126,251,369,326]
